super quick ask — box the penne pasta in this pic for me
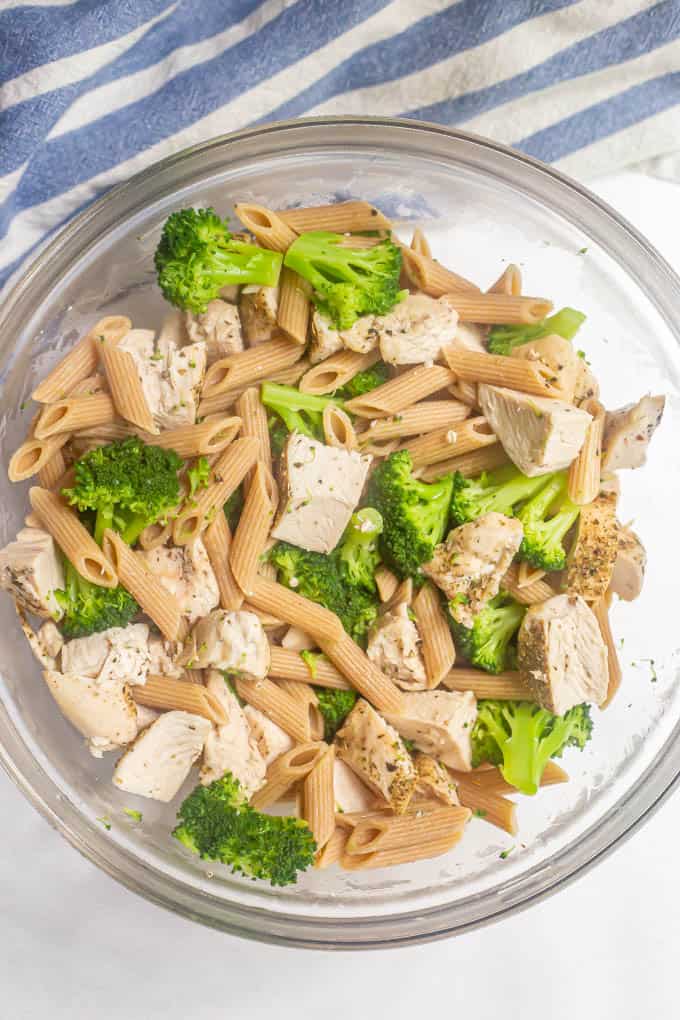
[101,529,186,641]
[454,778,518,835]
[32,316,131,403]
[322,405,358,450]
[374,564,399,603]
[501,563,555,606]
[592,598,622,708]
[137,521,172,551]
[98,342,157,433]
[203,510,244,611]
[409,227,432,259]
[517,560,547,588]
[196,360,310,418]
[29,487,117,587]
[302,745,336,848]
[404,416,498,469]
[318,634,404,715]
[568,399,605,505]
[73,422,132,443]
[278,680,325,741]
[277,200,392,233]
[144,416,242,458]
[357,399,470,446]
[235,389,271,476]
[9,431,71,483]
[229,462,274,596]
[277,267,311,344]
[236,676,312,743]
[314,826,348,869]
[299,349,380,396]
[444,347,565,399]
[173,437,259,545]
[34,393,116,439]
[68,373,109,397]
[249,742,328,811]
[454,760,568,794]
[247,576,344,644]
[419,442,509,482]
[487,264,522,296]
[345,365,455,419]
[442,667,532,701]
[269,646,352,690]
[344,805,470,856]
[37,446,67,490]
[132,675,228,725]
[413,582,456,688]
[340,829,465,870]
[443,292,553,325]
[234,203,297,252]
[399,245,479,295]
[201,337,303,400]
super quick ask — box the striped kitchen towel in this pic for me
[1,0,679,293]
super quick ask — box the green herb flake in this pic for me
[124,808,143,823]
[577,247,588,255]
[499,845,515,860]
[96,815,112,831]
[473,808,487,818]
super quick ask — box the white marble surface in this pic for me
[2,170,680,1019]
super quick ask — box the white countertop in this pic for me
[2,171,679,1019]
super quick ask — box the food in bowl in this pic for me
[1,198,665,886]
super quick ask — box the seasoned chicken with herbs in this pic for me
[239,285,279,345]
[601,394,665,471]
[113,710,211,802]
[565,492,618,601]
[61,623,151,685]
[366,601,427,690]
[0,527,64,618]
[117,327,206,430]
[385,690,477,772]
[609,526,646,602]
[185,298,243,362]
[336,699,416,814]
[200,672,266,794]
[180,609,270,678]
[138,539,219,624]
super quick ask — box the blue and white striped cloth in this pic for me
[1,0,679,294]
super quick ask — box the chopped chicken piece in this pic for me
[281,626,316,651]
[573,355,600,406]
[157,309,188,346]
[38,620,64,660]
[478,384,592,477]
[565,493,618,601]
[336,314,381,355]
[244,704,294,766]
[511,334,579,402]
[601,394,665,471]
[384,691,477,772]
[271,434,372,554]
[451,322,487,353]
[366,602,427,690]
[148,635,185,679]
[200,671,266,794]
[239,285,279,345]
[112,710,211,802]
[517,594,608,715]
[185,299,244,362]
[61,624,150,685]
[137,539,219,625]
[309,309,344,364]
[181,609,270,678]
[333,758,376,813]
[378,293,459,365]
[134,704,160,732]
[336,699,416,814]
[413,752,460,805]
[15,606,62,669]
[424,512,523,627]
[609,525,646,602]
[43,669,138,752]
[0,527,64,618]
[117,328,206,430]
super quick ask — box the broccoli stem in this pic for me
[488,306,586,354]
[200,242,282,288]
[93,506,113,546]
[260,383,343,440]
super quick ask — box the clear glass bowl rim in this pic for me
[1,115,680,950]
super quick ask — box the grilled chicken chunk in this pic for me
[609,525,646,602]
[117,328,206,430]
[61,623,151,685]
[200,671,266,794]
[185,299,244,362]
[239,285,279,345]
[181,609,270,678]
[424,512,523,627]
[336,699,416,814]
[385,690,477,772]
[478,384,592,477]
[413,752,460,805]
[43,668,138,755]
[517,594,608,715]
[573,355,600,406]
[565,493,618,601]
[244,704,294,766]
[138,539,219,625]
[378,293,459,365]
[309,309,344,364]
[601,394,665,471]
[113,710,211,802]
[148,635,185,680]
[510,334,579,402]
[366,602,427,690]
[0,527,64,618]
[19,618,64,669]
[333,758,376,813]
[271,434,372,554]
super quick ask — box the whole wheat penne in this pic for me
[400,245,479,295]
[447,378,479,408]
[487,264,522,296]
[359,436,400,458]
[236,388,271,477]
[74,422,133,443]
[322,405,358,450]
[249,742,328,811]
[420,442,509,482]
[277,200,391,233]
[404,416,498,468]
[302,745,335,848]
[442,667,532,701]
[34,393,116,439]
[358,400,470,446]
[202,337,303,399]
[173,437,259,545]
[203,510,244,611]
[501,563,554,605]
[101,529,186,640]
[37,446,67,490]
[340,829,465,870]
[68,372,109,397]
[197,360,310,418]
[314,826,348,869]
[299,349,380,396]
[345,365,455,419]
[98,342,157,433]
[32,316,131,403]
[236,676,312,743]
[443,292,552,324]
[454,778,518,835]
[278,680,325,741]
[592,598,622,708]
[413,582,456,688]
[9,431,71,482]
[29,488,118,587]
[345,805,470,856]
[410,227,432,259]
[184,668,205,685]
[444,347,564,398]
[132,675,228,725]
[277,267,311,344]
[269,646,351,690]
[318,634,404,715]
[247,575,344,644]
[145,416,242,458]
[233,202,297,251]
[455,760,568,794]
[229,463,273,596]
[374,565,399,603]
[568,399,605,505]
[138,521,172,551]
[382,576,413,612]
[517,560,547,588]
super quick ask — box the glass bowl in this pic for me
[1,117,679,949]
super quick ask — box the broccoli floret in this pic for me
[313,687,358,741]
[450,464,550,525]
[267,414,289,458]
[449,592,525,675]
[336,361,389,399]
[487,307,586,356]
[224,485,244,531]
[174,773,316,886]
[516,472,580,571]
[471,700,593,795]
[336,508,383,591]
[284,231,404,331]
[368,451,453,579]
[187,455,211,499]
[62,437,182,545]
[54,560,138,638]
[260,382,343,443]
[154,208,283,313]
